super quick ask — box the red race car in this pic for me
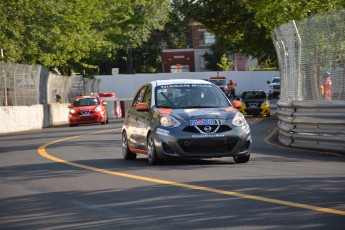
[68,94,108,127]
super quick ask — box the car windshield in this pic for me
[272,78,280,83]
[209,79,226,86]
[73,97,100,106]
[155,84,230,109]
[241,91,266,100]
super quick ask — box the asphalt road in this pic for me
[1,114,344,229]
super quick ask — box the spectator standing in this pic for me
[320,72,332,100]
[228,80,237,99]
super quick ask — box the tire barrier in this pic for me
[277,100,345,153]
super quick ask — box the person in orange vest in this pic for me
[228,80,237,99]
[320,72,332,100]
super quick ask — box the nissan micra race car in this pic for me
[68,94,108,127]
[239,89,270,117]
[122,79,252,165]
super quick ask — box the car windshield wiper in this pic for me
[178,106,217,108]
[157,105,173,108]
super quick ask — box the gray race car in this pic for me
[122,79,252,165]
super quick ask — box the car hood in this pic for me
[156,107,238,120]
[241,99,266,103]
[72,105,98,111]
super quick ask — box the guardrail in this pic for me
[277,100,345,153]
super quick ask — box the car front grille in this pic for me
[245,102,262,108]
[79,109,93,115]
[183,125,231,133]
[177,138,238,154]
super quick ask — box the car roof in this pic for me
[243,89,265,92]
[152,79,212,86]
[74,94,99,99]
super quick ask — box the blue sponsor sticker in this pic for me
[189,119,220,126]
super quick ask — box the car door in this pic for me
[135,84,152,150]
[126,85,148,150]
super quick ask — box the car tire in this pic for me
[267,113,271,117]
[122,131,137,160]
[233,154,250,163]
[147,133,160,165]
[101,115,107,125]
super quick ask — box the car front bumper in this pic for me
[152,124,252,159]
[69,113,106,125]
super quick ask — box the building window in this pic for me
[199,29,215,45]
[200,56,205,69]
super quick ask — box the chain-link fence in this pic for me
[0,62,100,106]
[272,9,345,102]
[0,63,41,106]
[272,9,345,153]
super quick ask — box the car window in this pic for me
[133,85,148,106]
[209,80,226,86]
[142,84,151,106]
[242,91,266,100]
[155,84,230,108]
[73,97,99,106]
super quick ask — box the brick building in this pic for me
[161,18,257,73]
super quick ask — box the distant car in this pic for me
[267,77,280,98]
[68,94,108,127]
[238,89,270,117]
[122,79,252,165]
[208,76,231,98]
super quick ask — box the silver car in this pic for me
[122,79,252,165]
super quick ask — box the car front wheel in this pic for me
[233,154,250,163]
[122,131,137,160]
[147,133,160,165]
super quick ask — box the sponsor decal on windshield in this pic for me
[159,84,212,89]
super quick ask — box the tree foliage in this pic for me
[217,54,233,71]
[0,0,171,75]
[176,0,345,64]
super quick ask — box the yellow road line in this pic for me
[38,129,345,216]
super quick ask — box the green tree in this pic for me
[217,54,233,71]
[177,0,345,66]
[0,0,171,75]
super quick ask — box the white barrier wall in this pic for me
[0,103,70,134]
[0,105,44,133]
[0,71,279,134]
[96,71,279,99]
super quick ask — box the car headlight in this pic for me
[262,100,270,106]
[95,106,102,112]
[232,112,247,126]
[160,115,181,127]
[70,109,77,114]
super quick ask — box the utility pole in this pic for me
[1,49,7,106]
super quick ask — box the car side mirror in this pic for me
[267,80,271,84]
[232,100,242,109]
[68,104,71,108]
[136,102,149,111]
